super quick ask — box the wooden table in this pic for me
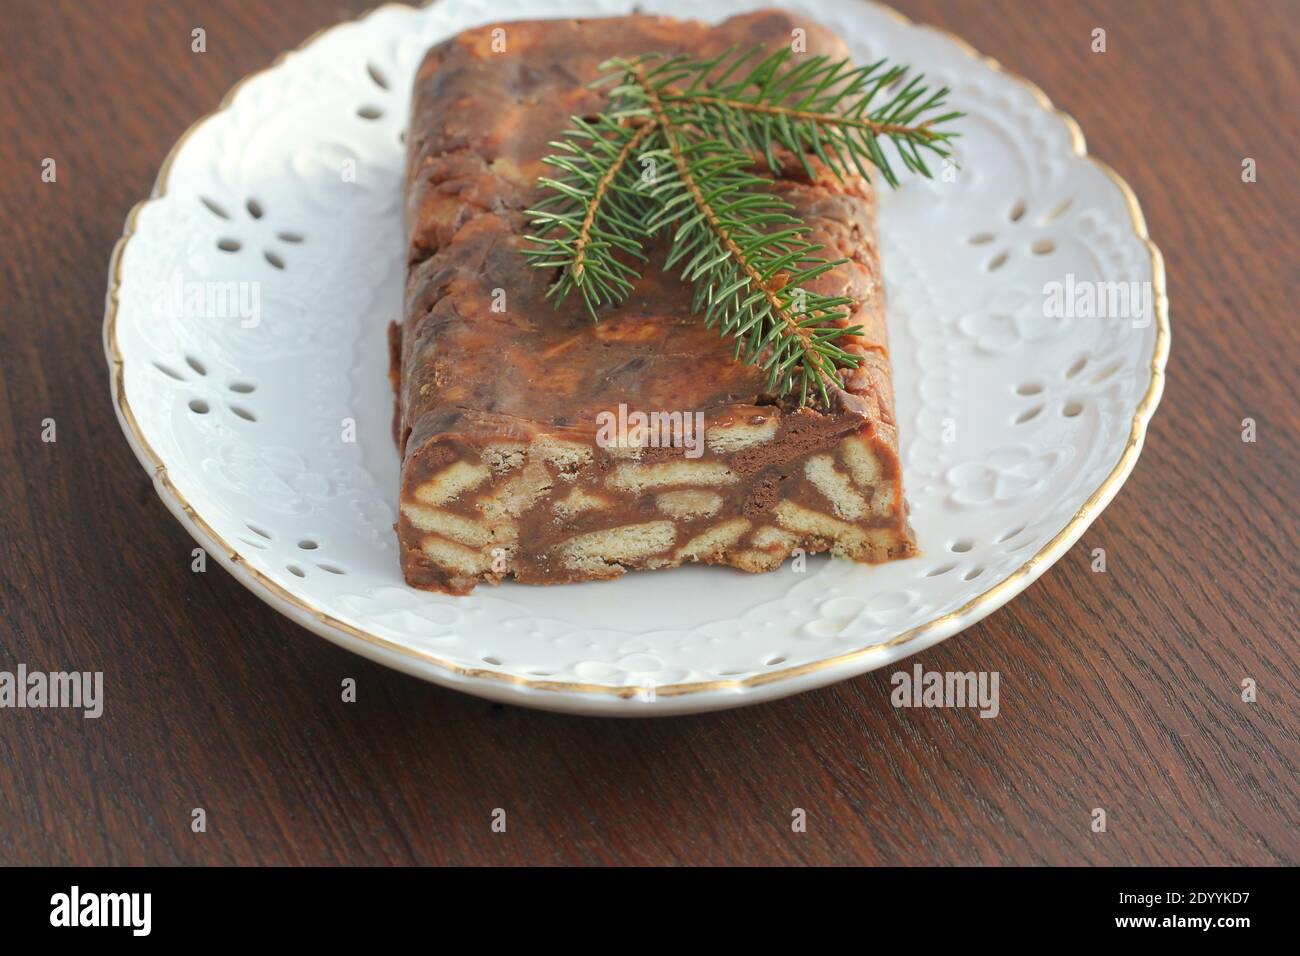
[1,0,1296,866]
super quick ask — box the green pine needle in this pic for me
[524,45,962,407]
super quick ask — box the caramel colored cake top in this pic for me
[400,11,895,456]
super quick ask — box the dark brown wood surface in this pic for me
[0,0,1296,866]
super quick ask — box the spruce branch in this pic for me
[522,114,661,317]
[641,45,960,186]
[573,120,657,281]
[524,45,962,407]
[638,67,859,406]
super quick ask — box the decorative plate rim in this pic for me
[103,0,1170,710]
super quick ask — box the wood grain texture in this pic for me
[0,0,1296,866]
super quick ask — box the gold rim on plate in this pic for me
[103,0,1170,702]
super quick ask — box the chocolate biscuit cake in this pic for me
[393,10,917,593]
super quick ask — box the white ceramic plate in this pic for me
[105,0,1168,715]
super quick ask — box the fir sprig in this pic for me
[525,115,658,316]
[524,45,961,407]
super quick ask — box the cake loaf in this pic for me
[394,10,917,593]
